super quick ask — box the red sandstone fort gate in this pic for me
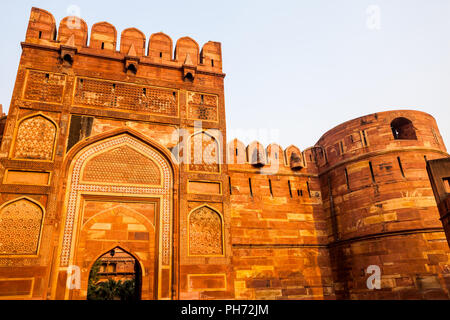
[0,7,449,300]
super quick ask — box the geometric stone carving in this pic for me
[0,198,44,255]
[187,92,218,122]
[189,132,220,173]
[13,115,57,161]
[73,78,178,117]
[82,145,161,185]
[189,206,223,256]
[23,71,66,104]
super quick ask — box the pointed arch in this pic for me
[57,129,176,300]
[188,204,224,257]
[88,245,146,278]
[11,113,58,161]
[0,197,45,256]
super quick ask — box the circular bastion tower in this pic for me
[314,110,450,299]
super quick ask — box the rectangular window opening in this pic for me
[306,181,311,198]
[249,178,253,198]
[269,179,273,197]
[101,42,105,49]
[229,177,232,195]
[339,141,344,154]
[39,31,42,39]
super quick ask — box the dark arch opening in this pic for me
[391,117,417,140]
[127,63,138,74]
[87,247,142,301]
[63,54,74,65]
[184,72,194,82]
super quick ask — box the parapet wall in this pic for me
[24,7,222,73]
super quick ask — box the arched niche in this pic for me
[12,114,57,161]
[188,131,220,173]
[0,197,45,255]
[188,205,224,256]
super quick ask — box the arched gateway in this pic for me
[57,133,174,300]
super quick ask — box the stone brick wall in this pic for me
[315,110,450,299]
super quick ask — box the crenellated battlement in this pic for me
[227,138,311,170]
[24,7,222,73]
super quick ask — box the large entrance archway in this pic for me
[58,133,174,300]
[87,247,142,301]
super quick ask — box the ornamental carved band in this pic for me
[0,199,44,255]
[13,115,57,161]
[189,206,223,256]
[73,77,178,117]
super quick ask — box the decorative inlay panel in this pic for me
[0,199,44,255]
[187,92,218,121]
[61,135,172,267]
[13,115,57,161]
[82,145,162,185]
[73,78,178,117]
[23,70,66,104]
[189,206,223,256]
[189,132,220,173]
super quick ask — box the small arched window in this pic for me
[391,117,417,140]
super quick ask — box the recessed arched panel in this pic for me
[189,132,220,172]
[12,115,57,161]
[189,206,223,256]
[0,198,44,255]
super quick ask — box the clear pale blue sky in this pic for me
[0,1,449,149]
